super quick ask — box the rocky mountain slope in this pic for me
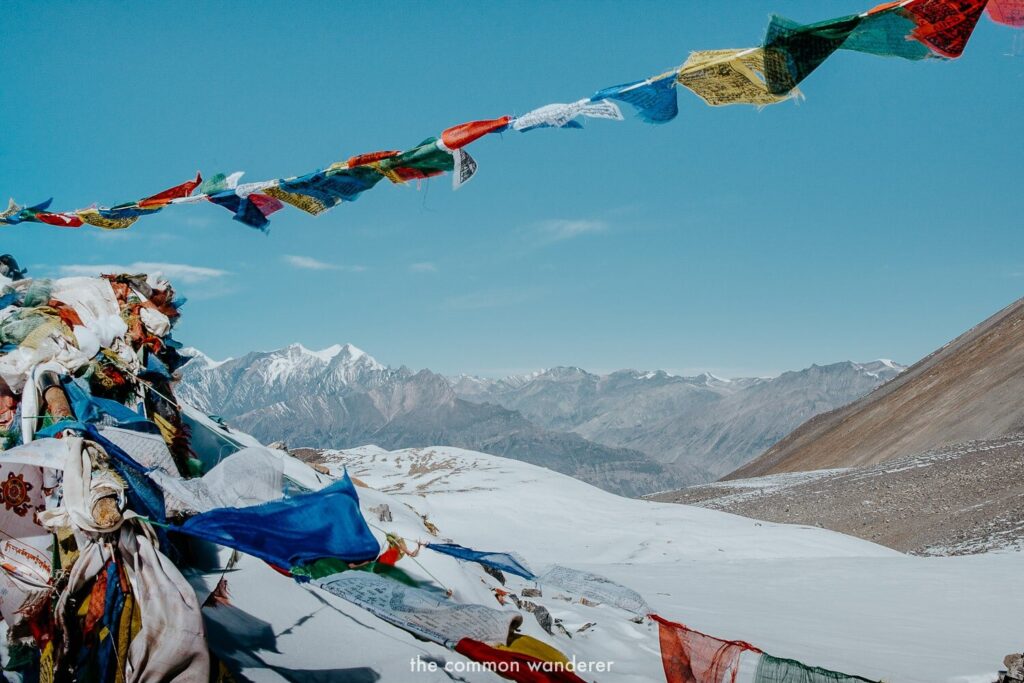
[177,344,690,496]
[729,296,1024,479]
[652,433,1024,556]
[452,360,903,479]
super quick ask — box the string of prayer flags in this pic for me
[676,49,796,107]
[988,0,1024,26]
[591,73,678,123]
[5,0,1016,234]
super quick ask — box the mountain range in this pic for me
[176,344,903,496]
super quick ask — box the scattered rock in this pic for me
[368,504,392,523]
[521,587,542,598]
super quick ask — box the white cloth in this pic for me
[122,526,210,682]
[512,98,624,131]
[149,446,284,514]
[317,572,523,647]
[50,276,128,349]
[139,307,171,337]
[538,564,650,615]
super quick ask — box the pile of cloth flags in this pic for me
[0,255,894,682]
[3,0,1021,234]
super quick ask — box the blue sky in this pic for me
[2,1,1021,377]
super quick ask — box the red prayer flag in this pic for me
[441,116,511,150]
[904,0,989,57]
[347,151,401,168]
[652,615,761,683]
[454,639,588,683]
[987,0,1024,26]
[138,171,203,208]
[248,193,284,217]
[35,212,83,228]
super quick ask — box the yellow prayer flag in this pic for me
[76,209,140,230]
[676,48,797,107]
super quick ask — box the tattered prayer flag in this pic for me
[75,209,140,230]
[427,543,535,579]
[1,198,55,225]
[0,199,22,223]
[677,49,795,107]
[451,148,478,190]
[763,14,864,94]
[317,571,522,647]
[261,186,330,216]
[441,116,511,149]
[455,639,589,683]
[591,75,677,124]
[753,653,879,683]
[988,0,1024,27]
[377,138,454,182]
[34,212,83,228]
[345,150,401,168]
[268,167,384,215]
[653,615,761,683]
[539,565,650,615]
[196,172,244,197]
[175,472,380,567]
[207,191,284,231]
[904,0,989,58]
[138,172,202,208]
[512,99,623,132]
[841,5,934,60]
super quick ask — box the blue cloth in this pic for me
[62,378,158,433]
[278,166,383,208]
[426,543,535,580]
[175,472,380,568]
[592,75,679,124]
[208,192,271,231]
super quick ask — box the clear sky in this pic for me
[2,1,1022,377]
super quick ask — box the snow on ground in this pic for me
[188,444,1023,683]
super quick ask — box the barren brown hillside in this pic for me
[727,296,1024,479]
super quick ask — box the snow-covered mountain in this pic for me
[451,360,905,479]
[177,344,687,497]
[178,344,903,494]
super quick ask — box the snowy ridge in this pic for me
[192,439,1023,683]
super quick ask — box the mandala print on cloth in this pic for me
[0,470,35,517]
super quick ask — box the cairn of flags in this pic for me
[3,0,1022,234]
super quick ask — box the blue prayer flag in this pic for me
[176,472,380,568]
